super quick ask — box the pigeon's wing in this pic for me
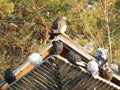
[52,20,58,30]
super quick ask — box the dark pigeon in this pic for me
[4,69,16,84]
[95,48,108,67]
[50,40,63,55]
[67,51,86,66]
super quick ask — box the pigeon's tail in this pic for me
[91,71,99,79]
[76,61,86,67]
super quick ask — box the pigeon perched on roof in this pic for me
[49,16,67,39]
[110,61,118,72]
[95,47,108,66]
[4,69,16,84]
[66,51,86,67]
[87,59,99,79]
[101,48,108,60]
[95,48,108,60]
[50,40,63,55]
[95,48,102,57]
[28,53,42,65]
[103,65,113,81]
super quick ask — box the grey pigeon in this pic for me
[110,61,118,72]
[67,51,86,66]
[49,16,67,39]
[95,47,108,66]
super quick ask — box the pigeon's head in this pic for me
[50,40,63,55]
[96,47,103,57]
[105,68,112,73]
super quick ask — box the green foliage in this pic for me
[115,0,120,9]
[0,0,14,18]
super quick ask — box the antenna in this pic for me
[105,0,112,62]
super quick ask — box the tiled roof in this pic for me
[5,55,120,90]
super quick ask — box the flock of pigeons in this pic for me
[48,40,114,81]
[4,16,118,84]
[48,16,117,81]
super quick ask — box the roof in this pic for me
[4,55,120,90]
[0,34,120,90]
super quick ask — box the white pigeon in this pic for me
[28,53,42,65]
[87,59,99,79]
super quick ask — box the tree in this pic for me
[0,0,14,18]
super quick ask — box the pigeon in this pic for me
[49,16,67,39]
[103,66,113,81]
[66,51,86,67]
[95,48,102,58]
[50,40,63,55]
[4,69,16,84]
[101,48,108,60]
[95,47,108,66]
[87,59,99,79]
[110,61,118,72]
[28,53,42,65]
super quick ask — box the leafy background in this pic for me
[0,0,120,81]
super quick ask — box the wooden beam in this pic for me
[0,43,52,90]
